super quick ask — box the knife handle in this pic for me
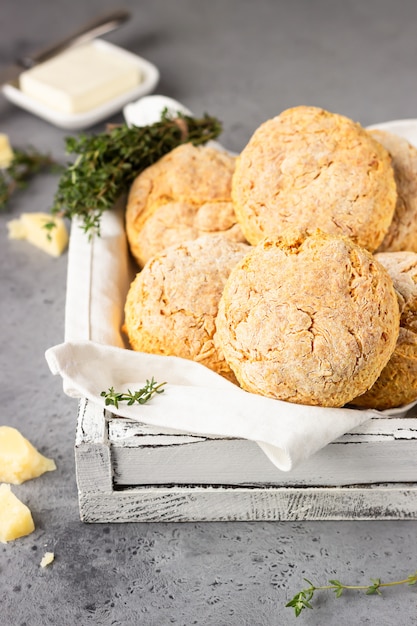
[18,9,131,68]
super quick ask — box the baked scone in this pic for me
[351,251,417,410]
[370,129,417,253]
[215,230,400,407]
[124,235,250,381]
[232,105,397,251]
[125,143,246,267]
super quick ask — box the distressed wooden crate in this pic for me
[75,397,417,522]
[71,119,417,522]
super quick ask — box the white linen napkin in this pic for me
[45,202,383,473]
[46,339,374,471]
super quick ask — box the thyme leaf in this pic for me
[0,147,59,211]
[100,378,166,409]
[286,571,417,616]
[50,111,222,237]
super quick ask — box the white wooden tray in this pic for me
[71,119,417,522]
[75,398,417,522]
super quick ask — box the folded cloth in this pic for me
[46,339,374,471]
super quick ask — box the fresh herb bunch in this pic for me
[0,147,59,210]
[286,571,417,617]
[50,111,222,236]
[100,378,166,409]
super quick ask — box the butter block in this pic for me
[19,42,142,114]
[0,484,35,543]
[0,133,14,168]
[7,212,68,257]
[0,426,56,485]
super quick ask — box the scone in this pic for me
[370,129,417,253]
[232,105,397,251]
[124,235,250,381]
[351,251,417,410]
[215,230,400,407]
[125,143,246,267]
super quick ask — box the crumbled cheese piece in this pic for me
[0,133,13,168]
[40,552,55,568]
[0,483,35,543]
[7,213,68,257]
[0,426,56,485]
[19,42,142,114]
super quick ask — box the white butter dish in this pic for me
[2,39,160,130]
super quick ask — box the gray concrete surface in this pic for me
[1,0,417,624]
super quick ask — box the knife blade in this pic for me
[0,9,131,88]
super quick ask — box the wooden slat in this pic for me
[75,399,113,493]
[108,412,417,441]
[78,484,417,523]
[110,437,417,487]
[108,413,417,487]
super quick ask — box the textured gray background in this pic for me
[1,1,417,624]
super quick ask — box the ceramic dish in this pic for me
[2,39,160,130]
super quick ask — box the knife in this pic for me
[0,9,131,87]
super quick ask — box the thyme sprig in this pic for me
[50,111,222,236]
[286,571,417,617]
[0,147,59,210]
[100,378,166,409]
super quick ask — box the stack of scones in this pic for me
[123,105,417,411]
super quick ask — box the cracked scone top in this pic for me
[215,230,400,407]
[232,106,397,251]
[124,235,250,381]
[370,129,417,253]
[125,143,246,267]
[352,251,417,410]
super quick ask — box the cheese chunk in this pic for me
[19,42,142,114]
[0,133,14,168]
[0,426,56,485]
[40,551,55,568]
[7,212,68,257]
[0,484,35,543]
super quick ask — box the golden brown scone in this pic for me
[370,129,417,253]
[214,230,400,407]
[351,251,417,410]
[124,235,250,381]
[125,143,246,267]
[232,106,397,251]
